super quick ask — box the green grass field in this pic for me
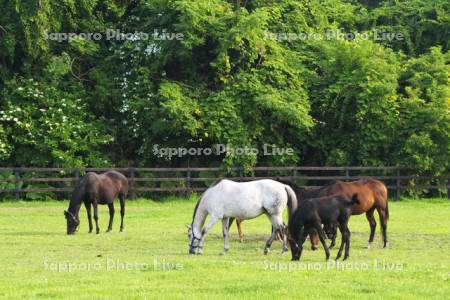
[0,197,449,299]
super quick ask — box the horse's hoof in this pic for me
[220,251,226,256]
[384,242,389,248]
[367,242,373,249]
[264,248,269,255]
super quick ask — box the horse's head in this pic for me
[187,224,200,254]
[308,228,320,251]
[288,236,300,261]
[64,210,79,235]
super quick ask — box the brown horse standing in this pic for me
[64,171,128,235]
[300,178,389,248]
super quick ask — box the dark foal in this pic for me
[282,178,389,249]
[64,171,128,235]
[288,193,359,261]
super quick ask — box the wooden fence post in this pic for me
[185,167,191,198]
[14,168,20,200]
[129,167,136,199]
[293,169,297,181]
[396,168,401,201]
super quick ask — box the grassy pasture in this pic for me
[0,197,449,299]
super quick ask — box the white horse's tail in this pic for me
[285,185,298,217]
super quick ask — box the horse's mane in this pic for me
[191,199,201,223]
[71,176,87,200]
[191,179,223,222]
[208,178,223,187]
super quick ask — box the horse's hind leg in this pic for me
[376,206,388,248]
[84,202,93,233]
[221,218,230,255]
[107,203,115,232]
[265,215,285,255]
[119,194,125,232]
[366,207,377,248]
[93,203,100,234]
[313,222,330,261]
[236,219,244,243]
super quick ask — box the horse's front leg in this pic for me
[221,218,230,255]
[197,216,219,255]
[93,202,100,234]
[329,224,337,249]
[329,233,336,249]
[84,202,93,233]
[107,202,115,232]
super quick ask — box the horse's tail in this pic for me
[285,185,298,217]
[375,180,389,221]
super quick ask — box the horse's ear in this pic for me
[64,210,68,216]
[186,224,191,229]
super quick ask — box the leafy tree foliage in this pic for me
[0,0,448,175]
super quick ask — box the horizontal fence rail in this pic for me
[0,167,449,200]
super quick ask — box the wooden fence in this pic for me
[0,166,449,200]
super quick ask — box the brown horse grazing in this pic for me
[227,219,285,243]
[64,171,128,235]
[286,178,389,248]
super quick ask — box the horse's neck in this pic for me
[68,195,82,215]
[192,204,207,237]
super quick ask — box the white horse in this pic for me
[187,179,298,255]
